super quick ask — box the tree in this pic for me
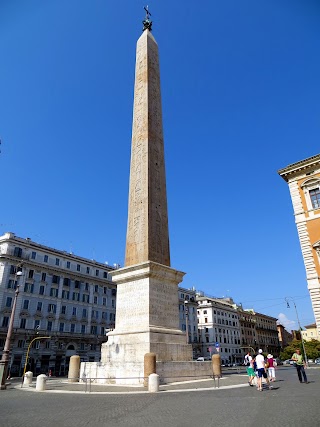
[280,339,320,361]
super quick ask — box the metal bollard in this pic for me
[36,374,47,391]
[23,371,33,386]
[148,373,159,393]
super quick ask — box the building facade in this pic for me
[301,323,319,342]
[277,324,293,349]
[0,233,117,376]
[178,287,198,357]
[278,154,320,338]
[197,295,242,364]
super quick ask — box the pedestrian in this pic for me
[255,349,271,391]
[244,352,255,386]
[267,354,276,382]
[291,349,308,384]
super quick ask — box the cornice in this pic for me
[278,154,320,182]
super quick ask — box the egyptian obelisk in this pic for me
[100,9,192,384]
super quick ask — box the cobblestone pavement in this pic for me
[1,367,319,427]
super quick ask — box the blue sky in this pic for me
[1,1,320,331]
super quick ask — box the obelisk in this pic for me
[125,11,170,268]
[100,9,192,384]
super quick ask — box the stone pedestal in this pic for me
[99,261,192,383]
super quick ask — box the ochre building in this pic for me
[278,154,320,338]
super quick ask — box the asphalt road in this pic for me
[1,367,319,427]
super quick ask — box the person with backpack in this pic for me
[244,352,255,386]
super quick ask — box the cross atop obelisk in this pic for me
[125,9,170,267]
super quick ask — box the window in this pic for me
[44,255,48,263]
[70,324,75,333]
[81,325,86,334]
[310,188,320,209]
[61,305,66,315]
[59,322,64,332]
[66,261,70,269]
[23,300,29,310]
[94,285,99,293]
[7,280,17,289]
[45,341,50,349]
[52,275,60,284]
[63,278,70,286]
[20,318,26,329]
[6,297,12,307]
[111,289,116,296]
[86,267,90,274]
[47,321,52,331]
[48,304,56,314]
[91,326,97,334]
[85,283,89,291]
[41,272,46,281]
[82,309,87,318]
[103,272,108,279]
[72,292,80,301]
[77,264,80,272]
[103,297,107,305]
[28,269,34,279]
[75,280,80,289]
[34,319,40,329]
[39,285,45,295]
[24,283,34,293]
[14,247,22,258]
[50,288,58,298]
[94,296,98,304]
[55,258,60,266]
[72,307,77,316]
[111,299,115,308]
[82,294,89,303]
[62,290,70,300]
[31,251,36,260]
[103,287,108,294]
[101,327,105,335]
[18,340,25,348]
[37,302,42,311]
[2,317,9,327]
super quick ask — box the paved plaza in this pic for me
[1,367,319,427]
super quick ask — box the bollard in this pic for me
[68,355,80,383]
[212,354,222,377]
[36,374,47,391]
[144,353,156,387]
[148,373,159,393]
[23,371,33,386]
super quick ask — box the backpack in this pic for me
[244,355,250,367]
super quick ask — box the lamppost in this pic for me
[285,297,308,367]
[0,265,23,390]
[184,300,189,344]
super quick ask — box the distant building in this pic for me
[0,232,117,376]
[178,287,198,358]
[238,308,279,355]
[277,324,292,348]
[196,295,242,364]
[301,323,319,342]
[278,154,320,339]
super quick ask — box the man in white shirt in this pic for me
[255,349,271,391]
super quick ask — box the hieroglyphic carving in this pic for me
[125,30,170,267]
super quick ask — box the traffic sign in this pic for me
[215,342,220,348]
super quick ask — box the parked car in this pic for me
[315,358,320,364]
[283,359,292,365]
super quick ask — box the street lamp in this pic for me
[0,266,23,390]
[285,297,308,367]
[184,300,189,344]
